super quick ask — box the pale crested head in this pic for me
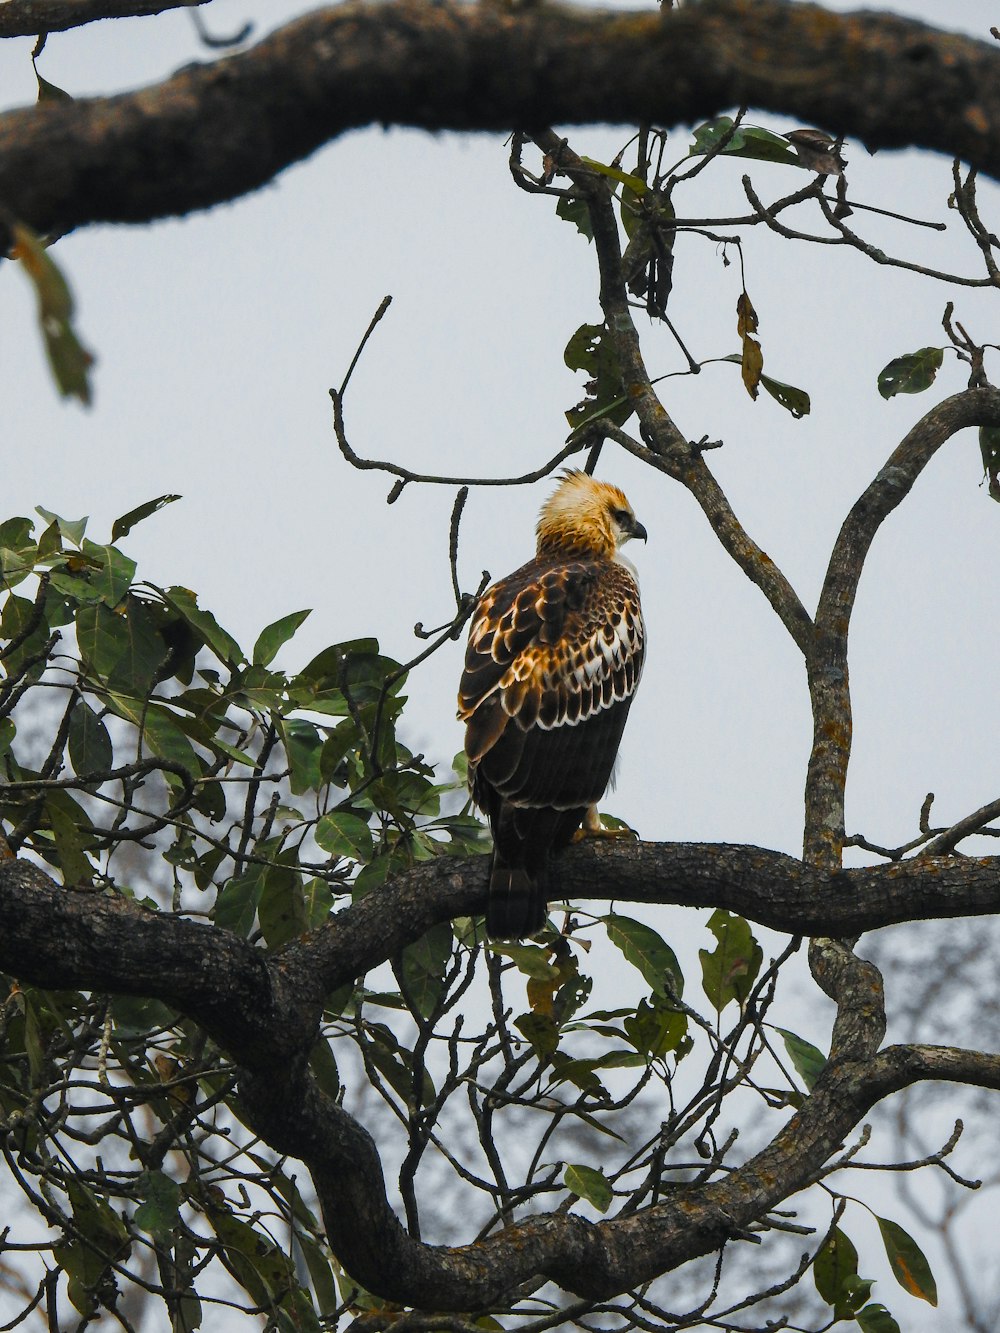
[536,469,647,558]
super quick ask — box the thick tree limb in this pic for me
[4,846,1000,1305]
[5,844,1000,1053]
[0,0,207,37]
[1,2,1000,235]
[0,858,319,1065]
[230,1028,1000,1306]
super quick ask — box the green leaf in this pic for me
[363,1022,435,1106]
[619,181,650,241]
[556,194,593,240]
[214,867,265,937]
[843,1275,876,1313]
[174,1288,203,1333]
[257,855,308,949]
[109,994,175,1037]
[111,494,181,541]
[12,223,95,404]
[109,697,201,789]
[108,595,170,695]
[352,854,394,901]
[689,116,799,166]
[76,602,130,679]
[49,567,104,605]
[514,1011,559,1059]
[603,914,684,997]
[81,540,136,607]
[776,1027,826,1090]
[563,320,633,432]
[0,547,34,591]
[875,1215,938,1305]
[623,994,688,1059]
[579,156,648,194]
[309,1037,341,1101]
[550,1050,644,1091]
[36,506,88,548]
[491,942,559,981]
[302,877,335,929]
[979,425,1000,501]
[162,586,242,666]
[37,519,61,560]
[760,371,811,418]
[276,1286,322,1333]
[44,793,92,884]
[0,516,34,551]
[253,609,312,667]
[134,1170,181,1240]
[814,1226,861,1314]
[283,718,324,796]
[877,346,944,399]
[699,909,763,1012]
[300,639,404,707]
[205,1205,297,1308]
[1,592,49,676]
[400,922,454,1019]
[856,1304,902,1333]
[54,1178,129,1314]
[563,1163,613,1214]
[297,1231,338,1317]
[68,698,113,775]
[315,810,373,863]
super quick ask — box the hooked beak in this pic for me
[630,518,648,543]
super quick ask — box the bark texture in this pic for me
[1,846,999,1304]
[0,2,998,234]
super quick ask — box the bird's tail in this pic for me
[486,857,547,940]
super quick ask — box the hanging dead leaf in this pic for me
[737,292,763,398]
[736,291,759,338]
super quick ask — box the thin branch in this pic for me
[923,795,1000,856]
[814,188,999,287]
[331,382,585,491]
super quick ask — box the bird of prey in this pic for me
[458,470,646,939]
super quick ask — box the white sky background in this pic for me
[1,0,999,1326]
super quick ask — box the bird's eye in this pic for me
[611,508,630,526]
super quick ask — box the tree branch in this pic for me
[0,858,317,1065]
[533,130,816,657]
[6,843,1000,1049]
[5,846,1000,1305]
[0,0,207,37]
[2,1,1000,235]
[237,1021,1000,1307]
[804,386,1000,868]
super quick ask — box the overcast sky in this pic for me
[3,0,996,859]
[1,3,999,1325]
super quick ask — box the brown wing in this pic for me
[458,553,644,818]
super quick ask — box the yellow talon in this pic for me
[572,805,639,841]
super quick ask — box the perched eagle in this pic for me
[458,470,646,939]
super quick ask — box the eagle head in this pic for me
[536,469,647,559]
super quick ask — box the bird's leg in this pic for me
[572,804,639,841]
